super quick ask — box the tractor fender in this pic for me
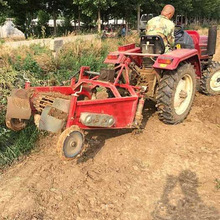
[153,49,201,77]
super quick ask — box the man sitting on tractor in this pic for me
[146,4,175,52]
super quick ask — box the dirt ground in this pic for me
[0,93,219,220]
[0,32,220,220]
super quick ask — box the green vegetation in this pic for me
[215,179,220,190]
[0,68,39,167]
[0,124,39,167]
[0,39,5,45]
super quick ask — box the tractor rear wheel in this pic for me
[200,61,220,95]
[156,64,196,124]
[57,125,84,160]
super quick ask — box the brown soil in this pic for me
[48,107,67,120]
[0,32,220,220]
[0,93,219,220]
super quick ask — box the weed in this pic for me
[215,179,220,190]
[0,124,39,167]
[29,43,51,55]
[0,39,5,45]
[20,54,43,76]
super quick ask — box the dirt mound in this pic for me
[194,94,220,124]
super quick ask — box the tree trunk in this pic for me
[74,20,77,30]
[185,14,188,25]
[53,11,57,36]
[78,10,81,30]
[97,8,101,33]
[137,4,141,32]
[125,20,128,36]
[24,29,28,39]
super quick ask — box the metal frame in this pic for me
[24,66,142,131]
[104,31,208,78]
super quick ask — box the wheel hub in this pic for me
[174,74,193,115]
[210,70,220,91]
[70,141,77,148]
[63,131,83,158]
[179,90,188,99]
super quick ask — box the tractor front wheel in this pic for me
[200,61,220,95]
[156,64,196,124]
[57,125,84,160]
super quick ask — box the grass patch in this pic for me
[0,68,40,168]
[0,124,39,167]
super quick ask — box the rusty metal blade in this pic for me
[52,98,70,113]
[6,90,31,120]
[39,106,65,133]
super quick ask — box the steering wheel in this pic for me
[174,25,184,37]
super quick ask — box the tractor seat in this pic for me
[140,35,165,54]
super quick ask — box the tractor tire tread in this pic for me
[200,61,220,96]
[156,63,196,124]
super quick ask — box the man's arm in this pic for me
[169,23,175,47]
[168,23,175,47]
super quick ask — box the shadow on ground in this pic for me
[152,170,220,220]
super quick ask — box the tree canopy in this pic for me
[1,0,220,37]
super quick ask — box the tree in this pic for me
[2,0,220,39]
[192,0,220,19]
[0,0,8,25]
[73,0,83,30]
[137,0,146,31]
[111,0,136,35]
[79,0,116,32]
[36,10,50,37]
[7,0,42,38]
[43,0,69,36]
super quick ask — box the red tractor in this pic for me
[5,26,220,159]
[105,26,219,124]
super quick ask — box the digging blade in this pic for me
[6,89,31,120]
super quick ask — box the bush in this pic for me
[12,54,43,76]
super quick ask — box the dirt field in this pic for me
[0,32,220,220]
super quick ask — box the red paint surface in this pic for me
[26,66,140,130]
[70,97,138,129]
[153,49,201,76]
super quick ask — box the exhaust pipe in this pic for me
[207,26,217,56]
